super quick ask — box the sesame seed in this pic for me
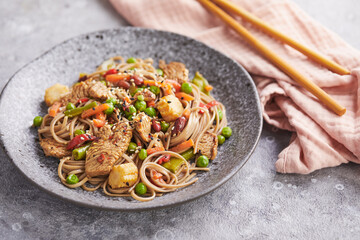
[167,101,171,103]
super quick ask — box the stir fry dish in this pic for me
[33,56,232,202]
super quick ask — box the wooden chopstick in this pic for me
[197,0,346,116]
[211,0,350,75]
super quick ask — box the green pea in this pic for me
[128,115,133,121]
[135,182,147,195]
[134,87,144,95]
[196,155,209,167]
[181,82,192,94]
[137,95,145,101]
[144,107,156,117]
[106,98,118,105]
[66,174,79,184]
[217,110,223,121]
[156,68,164,76]
[128,142,138,154]
[104,103,114,115]
[74,129,85,136]
[126,57,136,63]
[160,121,170,132]
[66,103,76,110]
[217,135,225,145]
[149,85,160,95]
[222,127,232,139]
[33,116,43,127]
[135,100,147,112]
[128,105,137,115]
[139,149,148,161]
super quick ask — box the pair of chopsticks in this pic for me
[197,0,349,116]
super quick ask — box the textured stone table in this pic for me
[1,1,359,239]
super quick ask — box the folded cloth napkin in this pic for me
[110,0,360,174]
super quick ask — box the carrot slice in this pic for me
[49,102,61,117]
[162,84,172,95]
[143,80,158,86]
[150,169,163,180]
[164,80,181,92]
[204,85,213,92]
[105,74,130,83]
[175,92,194,101]
[93,119,106,128]
[169,139,194,153]
[182,109,191,119]
[147,100,155,107]
[147,146,165,155]
[81,103,109,119]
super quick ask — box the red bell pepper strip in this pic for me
[77,98,89,104]
[158,154,171,165]
[205,100,219,109]
[66,134,96,150]
[103,68,118,76]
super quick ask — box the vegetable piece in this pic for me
[77,98,89,104]
[66,103,76,110]
[162,158,184,173]
[192,72,211,95]
[33,116,43,127]
[164,80,181,92]
[106,98,118,105]
[126,105,137,116]
[222,127,232,138]
[108,162,138,188]
[217,110,223,121]
[104,103,114,115]
[175,92,194,101]
[147,146,165,156]
[147,100,156,107]
[160,121,170,132]
[204,85,213,92]
[196,155,209,167]
[145,107,156,117]
[182,109,191,119]
[126,57,137,63]
[74,129,85,136]
[162,83,172,95]
[169,139,194,153]
[135,100,147,112]
[139,149,148,160]
[72,144,91,160]
[100,80,107,86]
[137,95,145,101]
[217,135,226,145]
[206,100,219,109]
[66,174,79,184]
[81,103,110,119]
[172,116,187,135]
[181,82,192,94]
[152,119,161,132]
[44,83,69,106]
[104,68,118,76]
[181,148,195,161]
[157,154,171,165]
[128,142,138,154]
[149,85,160,95]
[93,112,106,128]
[64,101,97,118]
[66,134,96,150]
[135,183,147,195]
[105,74,130,83]
[127,115,133,121]
[156,68,164,76]
[156,95,184,122]
[143,80,157,86]
[132,75,144,86]
[49,102,61,117]
[150,169,164,180]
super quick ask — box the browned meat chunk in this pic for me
[61,80,109,104]
[95,125,113,140]
[39,138,71,158]
[132,89,156,103]
[133,112,152,142]
[198,132,218,160]
[159,60,189,85]
[85,122,133,177]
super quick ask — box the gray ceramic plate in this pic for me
[0,27,262,211]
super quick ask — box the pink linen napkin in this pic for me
[110,0,360,174]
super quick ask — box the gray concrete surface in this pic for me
[1,0,359,239]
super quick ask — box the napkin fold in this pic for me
[110,0,360,174]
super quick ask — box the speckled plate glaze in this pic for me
[0,27,262,211]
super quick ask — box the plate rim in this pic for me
[0,27,263,211]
